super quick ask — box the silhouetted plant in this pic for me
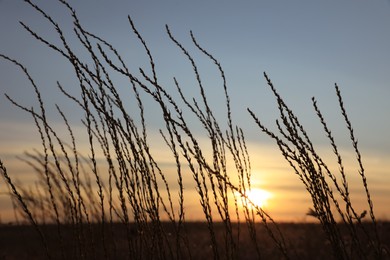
[248,72,383,259]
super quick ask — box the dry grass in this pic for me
[0,0,387,259]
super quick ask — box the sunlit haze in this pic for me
[245,188,273,209]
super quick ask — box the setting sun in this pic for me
[245,188,272,208]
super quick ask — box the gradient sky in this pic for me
[1,0,390,222]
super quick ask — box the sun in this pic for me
[245,188,272,208]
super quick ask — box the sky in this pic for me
[0,0,390,223]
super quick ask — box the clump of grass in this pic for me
[248,72,384,259]
[1,0,289,259]
[0,0,385,259]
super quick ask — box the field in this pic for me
[1,222,389,259]
[1,1,389,259]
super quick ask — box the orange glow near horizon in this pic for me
[0,127,390,223]
[244,188,273,209]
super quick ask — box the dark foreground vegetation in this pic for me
[1,222,389,260]
[0,0,388,259]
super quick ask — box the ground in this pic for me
[0,222,389,259]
